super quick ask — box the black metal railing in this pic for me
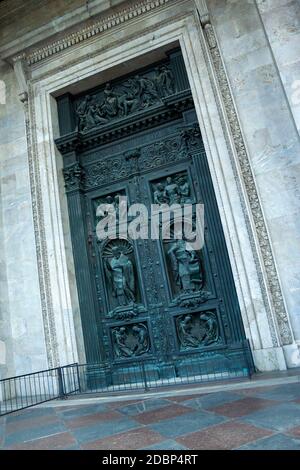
[0,364,79,416]
[0,348,253,416]
[75,348,253,395]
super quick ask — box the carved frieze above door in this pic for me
[75,65,176,133]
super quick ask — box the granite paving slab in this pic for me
[4,421,67,447]
[116,398,172,416]
[81,427,164,450]
[70,417,140,444]
[209,397,277,418]
[182,391,245,410]
[143,439,188,450]
[246,383,300,402]
[237,433,300,450]
[241,402,300,431]
[176,420,273,450]
[148,410,226,438]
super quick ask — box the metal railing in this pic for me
[0,348,253,416]
[75,348,253,395]
[0,364,79,416]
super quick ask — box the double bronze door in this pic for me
[82,117,246,368]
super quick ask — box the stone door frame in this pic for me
[11,0,297,371]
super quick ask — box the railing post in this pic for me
[141,362,149,392]
[57,367,66,399]
[76,363,81,393]
[242,340,253,380]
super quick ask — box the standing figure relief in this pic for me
[168,239,203,293]
[104,245,135,307]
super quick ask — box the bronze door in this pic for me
[56,50,251,377]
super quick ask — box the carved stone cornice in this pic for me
[200,16,293,345]
[10,0,172,67]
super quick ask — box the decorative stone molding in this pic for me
[24,85,59,368]
[197,8,293,345]
[12,0,171,66]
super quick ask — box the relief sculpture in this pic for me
[95,192,127,224]
[112,323,150,358]
[166,237,210,307]
[105,245,135,306]
[76,95,108,132]
[168,239,204,293]
[75,65,176,132]
[176,311,220,351]
[112,327,133,358]
[155,65,175,97]
[101,239,144,320]
[152,173,193,206]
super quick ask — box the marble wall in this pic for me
[208,0,300,344]
[0,63,48,377]
[256,0,300,132]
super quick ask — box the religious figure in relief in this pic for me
[132,324,149,355]
[112,323,150,358]
[134,74,159,108]
[153,182,168,205]
[200,312,219,345]
[178,176,192,204]
[75,64,176,131]
[178,315,199,348]
[118,88,140,116]
[76,95,108,131]
[105,246,135,306]
[164,176,181,205]
[168,239,202,292]
[76,95,91,132]
[152,173,193,206]
[155,65,175,97]
[102,83,119,117]
[176,311,220,350]
[112,327,133,358]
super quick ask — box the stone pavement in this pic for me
[1,381,300,450]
